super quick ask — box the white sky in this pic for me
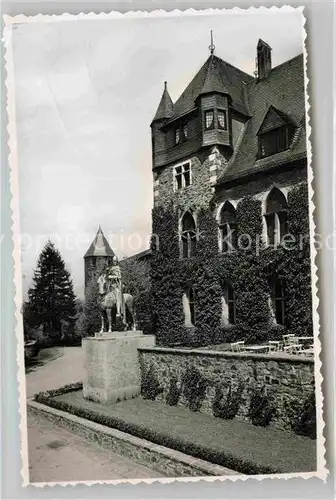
[12,9,304,298]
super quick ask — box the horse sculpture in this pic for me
[97,267,136,334]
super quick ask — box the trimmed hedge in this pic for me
[151,183,312,346]
[34,386,279,475]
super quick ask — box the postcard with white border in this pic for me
[4,6,327,486]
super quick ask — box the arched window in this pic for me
[221,282,236,325]
[264,188,288,245]
[219,202,237,253]
[270,277,286,325]
[183,287,196,326]
[180,211,197,258]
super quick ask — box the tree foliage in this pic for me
[120,257,153,333]
[27,240,76,344]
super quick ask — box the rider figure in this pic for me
[105,256,123,317]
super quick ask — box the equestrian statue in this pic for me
[97,257,136,334]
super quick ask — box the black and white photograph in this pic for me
[4,7,326,485]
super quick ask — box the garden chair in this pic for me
[268,340,281,353]
[230,341,245,353]
[283,335,302,354]
[282,334,295,348]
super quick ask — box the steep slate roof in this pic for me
[152,82,174,122]
[170,55,254,120]
[84,227,115,258]
[217,54,306,184]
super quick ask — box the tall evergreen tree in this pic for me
[28,240,76,342]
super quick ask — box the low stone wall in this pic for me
[28,400,238,478]
[138,347,315,431]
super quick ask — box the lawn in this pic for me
[49,390,316,475]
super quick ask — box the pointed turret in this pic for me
[84,227,115,290]
[84,226,115,258]
[198,55,229,97]
[152,81,173,123]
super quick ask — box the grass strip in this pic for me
[34,385,316,475]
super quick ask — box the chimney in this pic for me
[257,39,272,80]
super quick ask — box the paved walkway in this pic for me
[26,346,84,398]
[26,346,162,483]
[28,412,162,483]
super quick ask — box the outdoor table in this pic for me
[297,337,314,341]
[243,345,269,353]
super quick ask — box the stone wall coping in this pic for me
[83,333,154,342]
[28,399,239,477]
[138,346,314,364]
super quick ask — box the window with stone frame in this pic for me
[222,282,236,325]
[217,109,228,130]
[180,211,197,258]
[218,201,237,253]
[174,162,191,191]
[270,277,286,325]
[183,287,196,326]
[258,125,294,158]
[264,188,288,246]
[204,110,215,130]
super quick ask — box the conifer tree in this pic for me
[28,240,76,342]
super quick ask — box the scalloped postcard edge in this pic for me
[2,5,328,488]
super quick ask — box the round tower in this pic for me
[84,226,115,292]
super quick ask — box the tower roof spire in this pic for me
[152,81,174,123]
[208,30,215,56]
[84,226,115,258]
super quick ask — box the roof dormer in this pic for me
[257,106,296,158]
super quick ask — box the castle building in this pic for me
[150,39,311,345]
[84,226,115,290]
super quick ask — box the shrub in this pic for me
[248,387,276,427]
[285,392,316,439]
[181,366,207,412]
[166,375,182,406]
[213,382,244,420]
[34,382,83,400]
[34,388,278,474]
[140,363,163,401]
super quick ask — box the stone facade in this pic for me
[153,148,228,211]
[138,347,315,431]
[84,255,112,290]
[149,46,309,344]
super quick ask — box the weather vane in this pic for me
[208,30,215,55]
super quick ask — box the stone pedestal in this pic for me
[82,331,155,404]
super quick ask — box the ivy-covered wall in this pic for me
[151,181,312,346]
[139,346,316,435]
